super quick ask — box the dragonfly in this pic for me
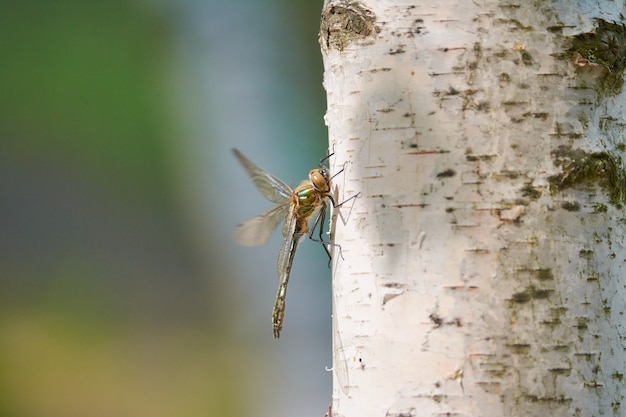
[232,148,355,338]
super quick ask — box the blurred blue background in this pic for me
[0,1,333,416]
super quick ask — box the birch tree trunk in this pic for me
[320,1,626,416]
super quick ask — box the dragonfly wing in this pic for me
[236,202,289,247]
[232,148,292,203]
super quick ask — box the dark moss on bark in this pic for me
[549,145,626,206]
[569,19,626,97]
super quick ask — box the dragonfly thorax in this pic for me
[295,184,324,217]
[309,167,331,193]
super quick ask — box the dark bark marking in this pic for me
[568,19,626,97]
[320,2,377,51]
[548,145,626,206]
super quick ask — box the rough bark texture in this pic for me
[321,1,626,416]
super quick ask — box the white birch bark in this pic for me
[321,1,626,416]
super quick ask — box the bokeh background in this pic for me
[0,1,333,416]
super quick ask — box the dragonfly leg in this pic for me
[307,185,361,266]
[327,188,361,209]
[329,160,347,181]
[308,205,345,266]
[328,161,361,208]
[319,143,337,167]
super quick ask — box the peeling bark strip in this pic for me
[320,2,377,51]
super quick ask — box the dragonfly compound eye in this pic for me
[310,169,331,192]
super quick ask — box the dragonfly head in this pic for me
[309,167,331,193]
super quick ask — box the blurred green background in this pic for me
[0,1,332,416]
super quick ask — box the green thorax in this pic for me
[296,185,323,219]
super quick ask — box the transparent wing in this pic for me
[236,202,290,247]
[277,204,301,281]
[232,148,292,203]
